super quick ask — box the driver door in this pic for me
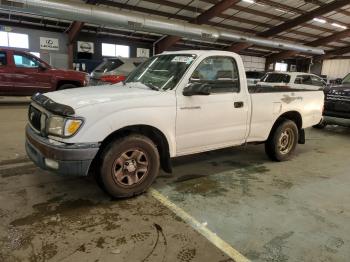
[175,56,249,155]
[11,52,52,95]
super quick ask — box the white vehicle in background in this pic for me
[246,71,265,86]
[257,72,326,90]
[26,51,324,198]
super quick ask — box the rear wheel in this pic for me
[265,120,298,161]
[57,84,77,90]
[100,135,160,198]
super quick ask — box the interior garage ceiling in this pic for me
[0,0,350,60]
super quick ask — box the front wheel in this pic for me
[265,120,298,161]
[100,135,160,198]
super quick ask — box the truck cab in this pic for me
[0,48,89,96]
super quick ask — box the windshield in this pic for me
[342,73,350,84]
[125,54,196,90]
[261,73,290,83]
[94,59,124,73]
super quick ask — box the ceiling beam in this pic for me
[226,0,349,53]
[155,0,241,53]
[92,0,350,49]
[260,0,349,37]
[67,21,84,43]
[316,45,350,60]
[203,0,343,33]
[267,28,350,62]
[304,0,350,16]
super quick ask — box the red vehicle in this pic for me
[0,48,89,96]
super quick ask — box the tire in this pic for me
[265,120,298,162]
[57,84,77,90]
[313,119,327,129]
[100,135,160,198]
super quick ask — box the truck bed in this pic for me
[246,86,324,143]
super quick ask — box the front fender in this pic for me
[63,106,177,157]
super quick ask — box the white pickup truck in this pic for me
[26,51,324,198]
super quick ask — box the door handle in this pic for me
[234,101,244,108]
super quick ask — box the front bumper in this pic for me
[25,125,99,176]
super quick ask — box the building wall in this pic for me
[73,33,153,72]
[0,26,68,67]
[321,59,350,79]
[241,55,266,71]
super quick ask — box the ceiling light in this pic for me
[313,18,326,24]
[242,0,255,3]
[331,23,347,29]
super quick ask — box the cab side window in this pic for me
[0,52,7,66]
[311,75,325,87]
[191,56,240,93]
[295,75,312,85]
[13,53,40,68]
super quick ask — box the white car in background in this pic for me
[257,72,326,90]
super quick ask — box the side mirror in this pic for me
[39,63,47,70]
[183,82,211,96]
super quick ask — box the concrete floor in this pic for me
[0,105,349,262]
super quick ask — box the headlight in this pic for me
[47,116,83,137]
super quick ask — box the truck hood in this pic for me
[44,83,160,109]
[327,84,350,96]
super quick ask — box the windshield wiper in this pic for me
[144,82,160,91]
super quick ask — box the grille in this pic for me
[28,106,43,132]
[326,94,350,102]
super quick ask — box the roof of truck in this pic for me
[161,50,237,56]
[266,71,319,77]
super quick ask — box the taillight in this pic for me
[100,75,126,84]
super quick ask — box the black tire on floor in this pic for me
[57,84,77,90]
[265,119,298,162]
[100,135,160,198]
[313,119,327,129]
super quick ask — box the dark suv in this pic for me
[316,73,350,128]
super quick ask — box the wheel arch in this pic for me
[268,111,303,141]
[56,80,82,90]
[92,124,172,174]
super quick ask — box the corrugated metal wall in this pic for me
[241,55,266,71]
[322,59,350,79]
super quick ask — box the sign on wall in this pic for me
[77,41,94,53]
[40,37,59,51]
[137,48,150,58]
[0,26,12,32]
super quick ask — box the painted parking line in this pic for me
[150,188,251,262]
[0,161,33,171]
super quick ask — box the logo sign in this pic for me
[40,37,59,51]
[77,41,94,53]
[137,48,150,58]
